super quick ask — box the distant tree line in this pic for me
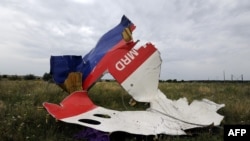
[0,73,52,81]
[0,73,249,83]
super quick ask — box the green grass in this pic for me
[0,80,249,141]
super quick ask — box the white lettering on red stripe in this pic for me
[115,49,139,71]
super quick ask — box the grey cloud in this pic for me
[1,0,250,79]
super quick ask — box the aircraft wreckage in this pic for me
[43,15,225,136]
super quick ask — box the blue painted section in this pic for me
[50,15,133,84]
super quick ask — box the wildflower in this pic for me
[74,128,109,141]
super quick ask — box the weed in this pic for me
[0,80,249,140]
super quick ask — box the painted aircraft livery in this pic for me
[44,15,225,136]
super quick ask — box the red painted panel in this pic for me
[43,91,96,119]
[82,41,136,90]
[108,43,157,83]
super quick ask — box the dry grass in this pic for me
[0,80,249,141]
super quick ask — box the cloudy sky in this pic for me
[1,0,250,80]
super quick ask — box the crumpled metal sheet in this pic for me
[44,43,225,135]
[44,91,224,135]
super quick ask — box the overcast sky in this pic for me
[1,0,250,80]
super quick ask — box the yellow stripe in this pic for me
[122,27,133,42]
[59,72,83,93]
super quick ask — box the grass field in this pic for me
[0,80,249,141]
